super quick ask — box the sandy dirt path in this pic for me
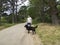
[0,23,34,45]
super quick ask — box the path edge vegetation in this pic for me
[36,23,60,45]
[0,23,16,30]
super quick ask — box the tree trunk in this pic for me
[49,0,59,25]
[40,0,45,22]
[0,0,2,25]
[0,14,1,25]
[51,14,59,25]
[15,1,18,23]
[12,0,15,24]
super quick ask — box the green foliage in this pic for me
[57,5,60,11]
[28,0,60,24]
[28,7,38,18]
[0,0,60,24]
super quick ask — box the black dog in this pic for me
[24,24,38,34]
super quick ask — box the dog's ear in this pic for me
[24,25,25,27]
[24,25,26,27]
[35,25,38,28]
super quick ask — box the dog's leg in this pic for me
[32,30,34,35]
[28,30,30,33]
[34,30,36,34]
[32,29,36,35]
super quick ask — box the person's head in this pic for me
[28,15,30,18]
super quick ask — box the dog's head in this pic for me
[24,24,30,28]
[35,25,38,28]
[24,25,27,27]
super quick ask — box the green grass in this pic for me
[0,23,15,30]
[36,23,60,45]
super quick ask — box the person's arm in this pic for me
[31,18,32,24]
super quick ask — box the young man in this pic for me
[26,15,32,27]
